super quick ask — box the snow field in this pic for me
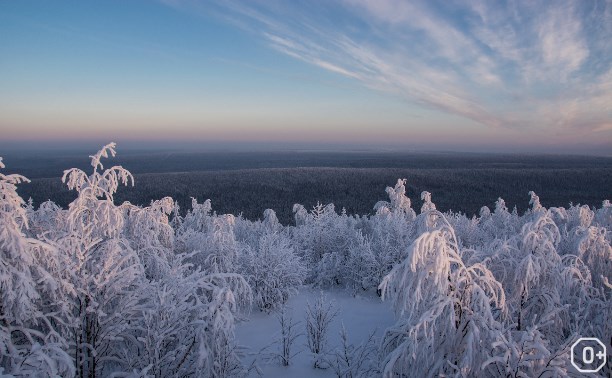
[236,287,394,377]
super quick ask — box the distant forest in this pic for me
[9,150,611,225]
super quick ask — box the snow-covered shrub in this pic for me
[512,209,563,333]
[364,179,418,292]
[446,211,483,249]
[113,253,250,377]
[328,324,379,378]
[177,198,240,274]
[180,197,213,233]
[566,204,594,230]
[305,292,338,369]
[269,306,302,367]
[378,189,611,377]
[573,226,611,289]
[233,214,264,248]
[416,191,443,234]
[292,202,357,286]
[113,263,211,376]
[344,232,379,293]
[262,208,282,233]
[239,232,305,311]
[482,326,573,377]
[420,190,436,213]
[122,197,175,280]
[374,179,416,221]
[25,199,66,240]
[480,197,522,241]
[595,199,612,230]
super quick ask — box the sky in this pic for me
[0,0,611,154]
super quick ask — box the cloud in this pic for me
[164,0,612,140]
[593,123,612,132]
[538,3,589,81]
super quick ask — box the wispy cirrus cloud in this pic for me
[164,0,612,142]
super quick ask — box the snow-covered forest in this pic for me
[1,144,610,377]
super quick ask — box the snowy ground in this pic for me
[235,286,395,377]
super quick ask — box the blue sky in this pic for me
[0,0,610,153]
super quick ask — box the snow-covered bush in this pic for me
[344,232,379,293]
[595,199,612,230]
[177,198,240,274]
[328,324,379,378]
[446,211,484,249]
[480,197,522,241]
[482,326,573,377]
[239,232,305,311]
[114,255,250,377]
[269,305,302,367]
[305,292,338,369]
[374,179,416,221]
[292,202,358,287]
[336,179,420,294]
[573,226,611,289]
[122,197,175,280]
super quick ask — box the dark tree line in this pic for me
[17,166,612,225]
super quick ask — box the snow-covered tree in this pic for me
[292,202,357,287]
[177,198,241,275]
[0,157,74,377]
[54,143,145,377]
[112,253,251,377]
[344,232,379,293]
[239,232,305,311]
[54,144,252,377]
[379,210,507,377]
[595,199,612,230]
[374,179,416,221]
[366,179,418,292]
[122,197,175,280]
